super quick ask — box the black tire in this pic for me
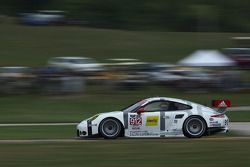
[183,116,207,138]
[99,118,122,139]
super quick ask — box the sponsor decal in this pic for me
[132,126,140,130]
[159,129,182,136]
[130,131,158,136]
[210,120,222,127]
[211,123,222,127]
[212,100,231,108]
[146,116,159,126]
[130,131,147,136]
[174,120,178,124]
[218,101,227,107]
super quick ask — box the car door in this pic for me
[163,101,192,136]
[127,112,161,137]
[127,101,164,137]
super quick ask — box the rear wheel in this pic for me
[99,118,122,139]
[183,116,206,138]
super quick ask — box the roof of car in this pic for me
[144,97,193,105]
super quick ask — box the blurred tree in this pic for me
[0,0,250,32]
[0,0,52,15]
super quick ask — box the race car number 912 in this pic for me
[129,116,142,126]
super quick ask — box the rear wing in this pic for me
[212,100,231,114]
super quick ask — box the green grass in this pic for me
[0,22,249,66]
[0,125,236,140]
[227,111,250,122]
[0,125,75,140]
[0,139,250,167]
[0,86,249,123]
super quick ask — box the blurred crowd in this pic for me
[0,50,249,95]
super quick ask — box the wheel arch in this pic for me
[182,115,208,137]
[98,117,125,137]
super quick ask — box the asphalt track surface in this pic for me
[230,122,250,135]
[228,106,250,111]
[0,122,249,133]
[0,123,77,127]
[0,136,250,144]
[0,122,249,144]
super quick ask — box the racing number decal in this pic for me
[129,115,142,126]
[127,114,160,137]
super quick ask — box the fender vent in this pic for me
[175,114,184,119]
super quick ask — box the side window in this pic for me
[143,100,192,112]
[144,101,170,112]
[171,102,192,110]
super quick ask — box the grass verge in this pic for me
[0,86,249,123]
[0,139,250,167]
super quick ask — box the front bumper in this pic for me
[77,120,100,138]
[77,121,89,137]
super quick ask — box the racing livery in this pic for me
[77,97,230,139]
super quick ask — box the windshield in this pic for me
[122,100,146,113]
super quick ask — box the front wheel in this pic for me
[99,118,122,139]
[183,116,206,138]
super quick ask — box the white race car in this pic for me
[77,97,230,139]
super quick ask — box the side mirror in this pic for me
[137,107,145,114]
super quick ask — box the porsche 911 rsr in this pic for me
[77,97,230,139]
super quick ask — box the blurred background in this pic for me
[0,0,249,123]
[0,1,250,167]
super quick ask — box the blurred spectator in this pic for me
[223,48,250,68]
[48,56,105,75]
[0,66,34,94]
[104,58,148,90]
[35,67,85,95]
